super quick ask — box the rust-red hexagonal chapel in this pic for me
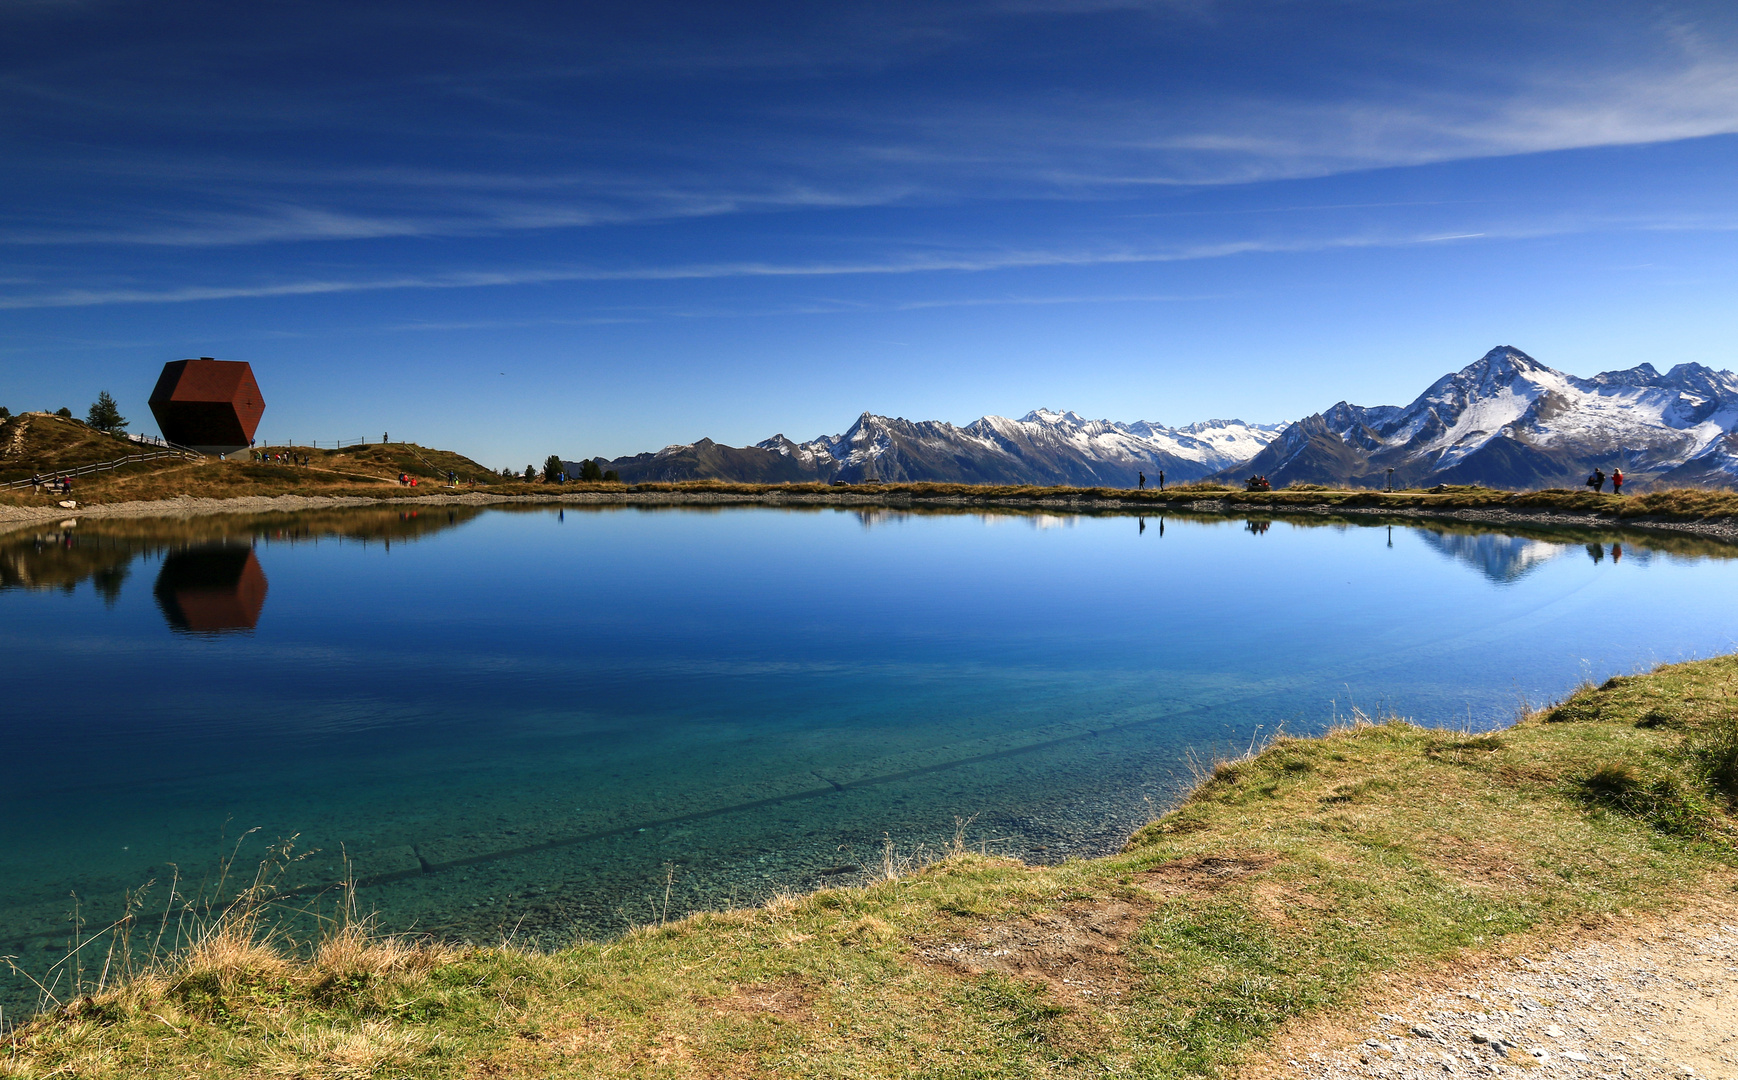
[148,358,266,455]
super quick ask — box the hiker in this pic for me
[1612,468,1624,495]
[1138,471,1145,489]
[1586,469,1605,493]
[1158,470,1165,491]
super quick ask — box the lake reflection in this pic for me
[154,547,269,633]
[2,504,1735,1010]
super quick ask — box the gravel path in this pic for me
[1271,906,1738,1079]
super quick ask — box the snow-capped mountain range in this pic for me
[591,410,1282,486]
[1238,346,1738,489]
[583,346,1738,489]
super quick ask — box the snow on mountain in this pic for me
[1235,346,1738,489]
[599,409,1283,486]
[590,346,1738,490]
[767,409,1283,485]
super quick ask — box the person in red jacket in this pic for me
[1612,468,1625,495]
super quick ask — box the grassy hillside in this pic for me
[0,413,155,483]
[5,655,1733,1078]
[0,421,516,505]
[333,442,501,484]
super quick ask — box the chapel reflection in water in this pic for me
[0,506,484,623]
[153,545,269,633]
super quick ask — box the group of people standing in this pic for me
[254,449,309,466]
[1586,467,1625,494]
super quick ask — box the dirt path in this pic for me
[1254,902,1738,1079]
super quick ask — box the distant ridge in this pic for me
[577,411,1282,487]
[573,346,1738,489]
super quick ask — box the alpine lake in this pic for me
[4,502,1736,1011]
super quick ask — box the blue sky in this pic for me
[3,0,1737,468]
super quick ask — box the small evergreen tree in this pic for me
[543,455,564,483]
[0,406,11,421]
[579,458,603,482]
[603,469,620,483]
[55,406,73,419]
[86,391,127,433]
[523,464,536,481]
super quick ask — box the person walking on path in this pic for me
[1612,468,1625,495]
[1587,468,1606,493]
[1158,469,1165,491]
[1138,471,1145,489]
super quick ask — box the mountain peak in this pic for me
[1470,345,1543,373]
[1020,408,1088,426]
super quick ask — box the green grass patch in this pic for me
[6,658,1738,1078]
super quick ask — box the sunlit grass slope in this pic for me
[5,655,1735,1078]
[0,414,504,503]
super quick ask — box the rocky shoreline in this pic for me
[3,488,1737,544]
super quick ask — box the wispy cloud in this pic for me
[5,7,1737,250]
[0,225,1556,309]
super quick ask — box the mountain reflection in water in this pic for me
[1415,529,1656,583]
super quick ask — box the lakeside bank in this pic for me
[4,651,1735,1078]
[6,481,1738,544]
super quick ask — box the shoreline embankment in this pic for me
[4,483,1738,543]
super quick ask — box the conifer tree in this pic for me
[543,454,564,482]
[579,458,603,482]
[86,391,127,433]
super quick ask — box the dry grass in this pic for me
[0,414,147,482]
[0,414,510,505]
[257,1020,437,1080]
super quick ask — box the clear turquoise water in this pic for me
[3,505,1735,1008]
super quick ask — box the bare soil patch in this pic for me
[702,979,814,1022]
[917,898,1151,1003]
[1134,852,1282,897]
